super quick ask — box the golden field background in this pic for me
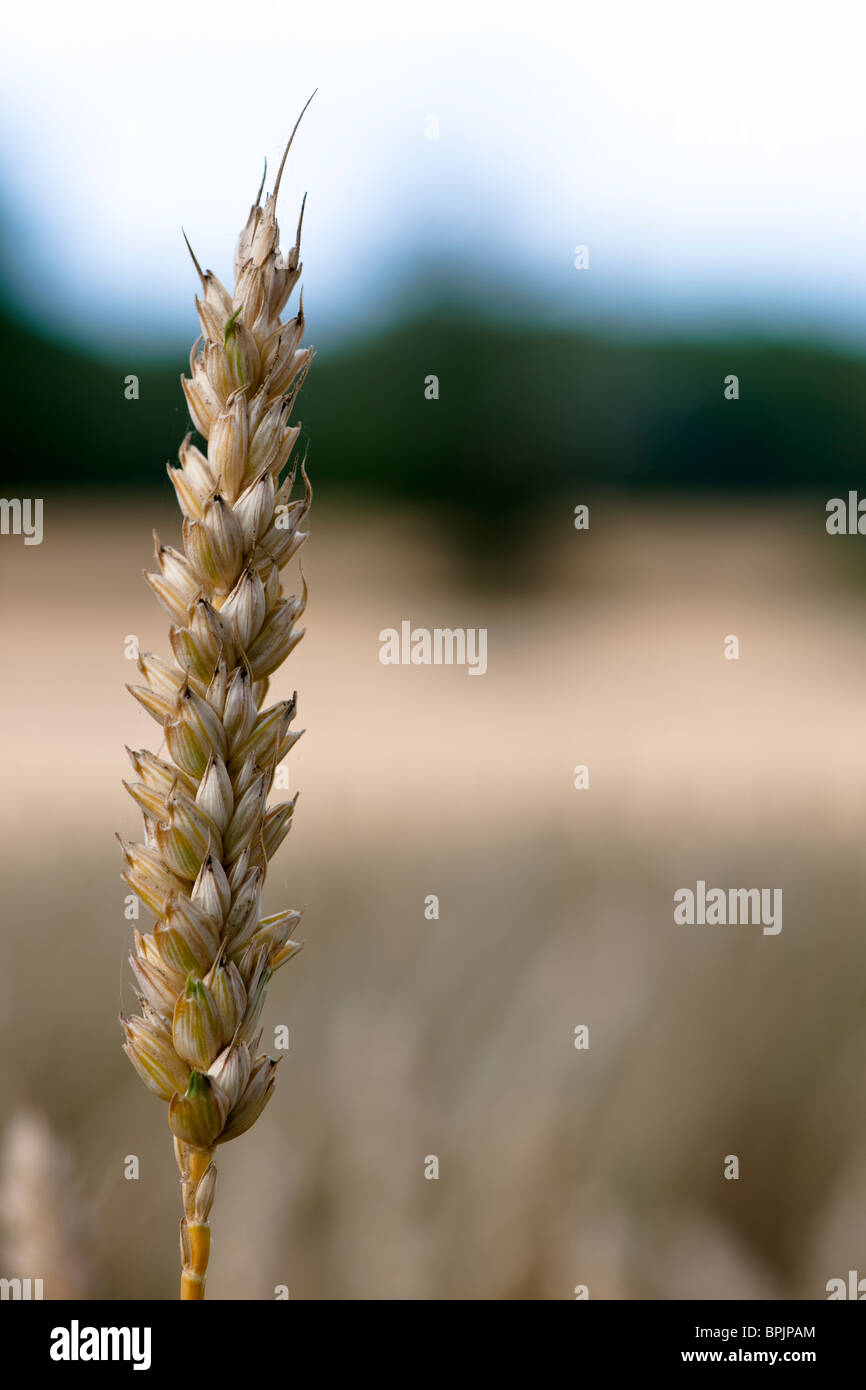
[1,494,865,1299]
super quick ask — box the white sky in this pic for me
[2,0,866,350]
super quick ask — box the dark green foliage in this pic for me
[3,302,863,546]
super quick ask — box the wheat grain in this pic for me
[119,103,314,1300]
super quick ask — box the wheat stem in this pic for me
[177,1143,214,1299]
[120,110,314,1300]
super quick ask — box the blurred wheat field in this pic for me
[1,494,865,1299]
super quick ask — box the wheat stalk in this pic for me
[119,103,314,1300]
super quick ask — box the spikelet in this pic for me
[120,105,313,1301]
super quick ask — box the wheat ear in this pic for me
[119,116,313,1301]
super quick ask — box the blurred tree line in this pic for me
[2,298,864,558]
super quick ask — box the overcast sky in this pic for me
[2,1,866,352]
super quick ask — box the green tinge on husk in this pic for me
[119,132,312,1299]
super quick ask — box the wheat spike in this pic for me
[120,117,313,1301]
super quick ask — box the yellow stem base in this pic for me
[176,1143,215,1301]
